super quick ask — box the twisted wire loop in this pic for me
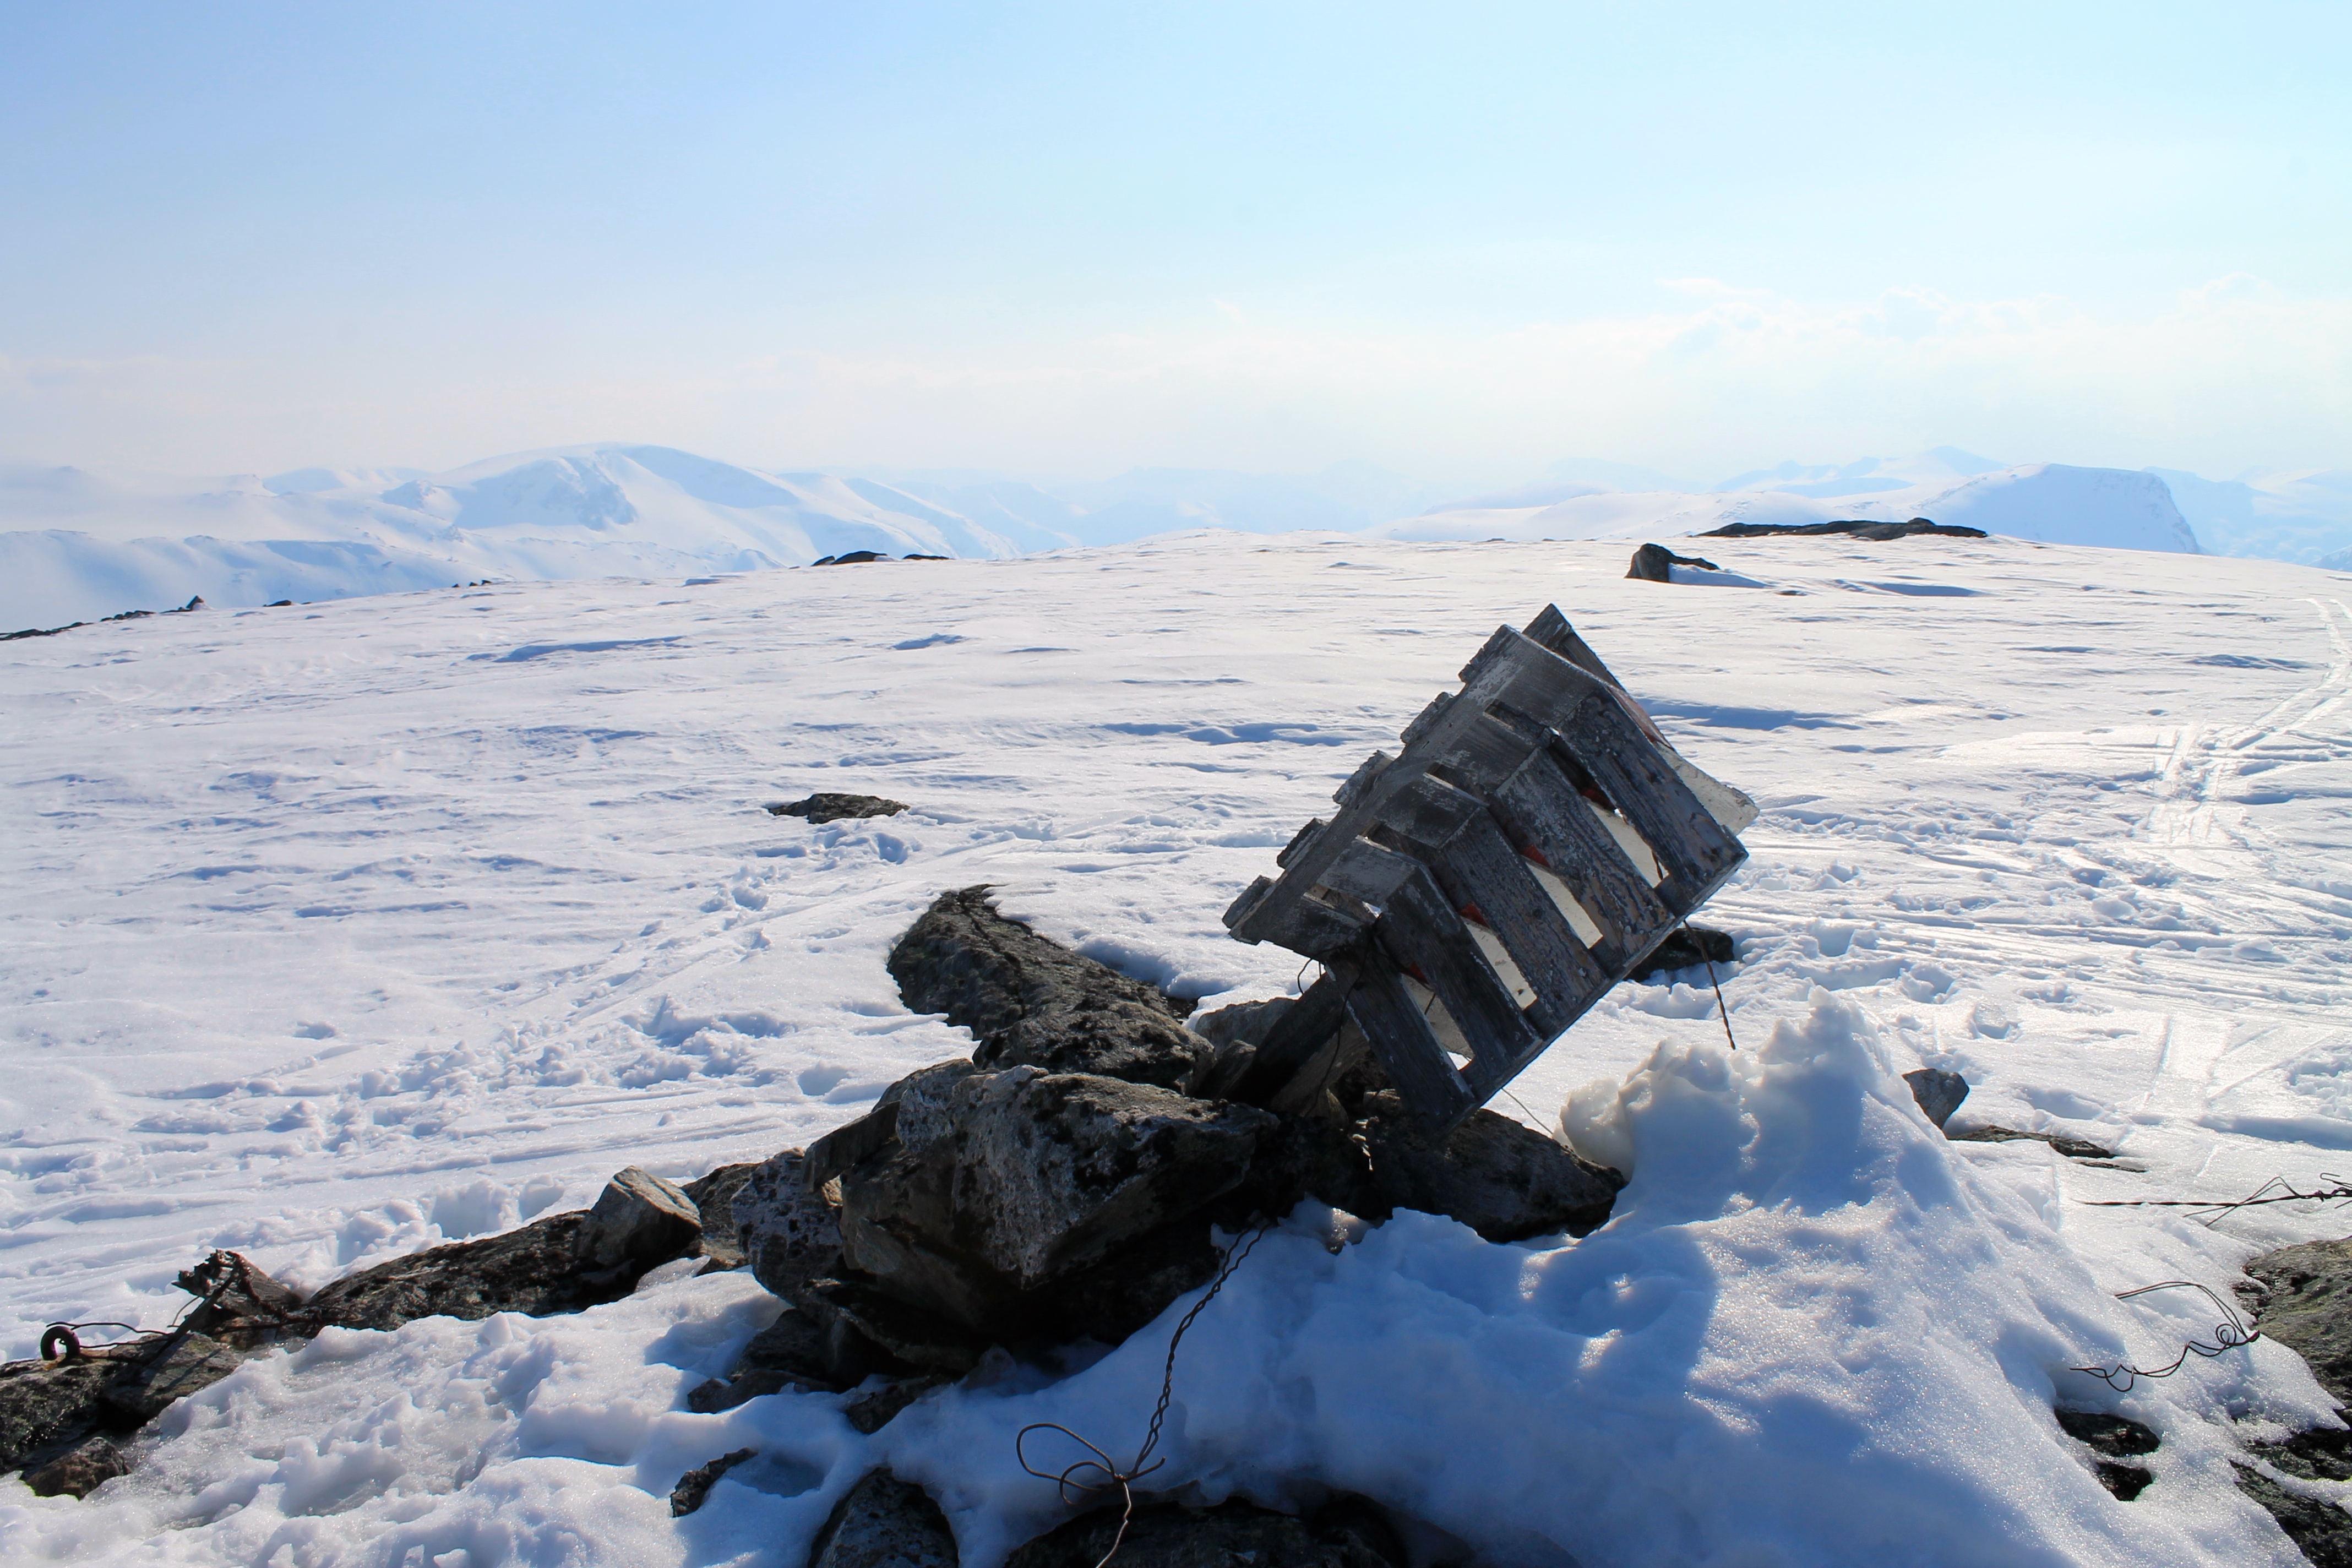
[2078,1172,2352,1227]
[37,1249,316,1366]
[1016,1224,1272,1568]
[2072,1281,2261,1392]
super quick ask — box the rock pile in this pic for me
[4,885,1625,1558]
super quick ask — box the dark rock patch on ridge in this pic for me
[888,886,1211,1091]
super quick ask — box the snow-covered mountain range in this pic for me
[2,442,2343,630]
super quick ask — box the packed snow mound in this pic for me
[5,533,2349,1563]
[1384,462,2203,554]
[0,445,1025,629]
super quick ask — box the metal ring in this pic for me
[39,1324,81,1362]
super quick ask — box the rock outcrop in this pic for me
[808,1469,960,1568]
[888,887,1210,1091]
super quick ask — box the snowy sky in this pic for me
[3,2,2346,482]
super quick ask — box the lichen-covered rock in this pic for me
[23,1435,129,1499]
[731,1150,845,1301]
[1359,1095,1623,1242]
[98,1333,242,1424]
[576,1166,701,1271]
[809,1468,959,1568]
[768,792,908,824]
[0,1356,113,1475]
[837,1066,1273,1335]
[681,1162,761,1270]
[302,1211,620,1330]
[2247,1238,2352,1403]
[888,887,1210,1091]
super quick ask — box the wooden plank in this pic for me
[1335,951,1474,1129]
[1490,747,1672,966]
[1225,968,1352,1106]
[1550,693,1745,909]
[1275,817,1327,869]
[1251,889,1368,959]
[1315,835,1419,906]
[1229,629,1566,948]
[1377,866,1541,1069]
[1520,604,1629,692]
[1423,810,1610,1037]
[1370,772,1485,848]
[1433,709,1540,791]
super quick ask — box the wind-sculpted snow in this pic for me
[3,533,2350,1562]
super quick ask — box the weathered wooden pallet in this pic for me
[1220,606,1757,1134]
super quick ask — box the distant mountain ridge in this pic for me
[1,440,2340,630]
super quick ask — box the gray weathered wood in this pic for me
[1549,693,1743,908]
[1335,951,1476,1124]
[1224,968,1353,1106]
[1315,836,1419,906]
[1489,747,1672,968]
[1423,810,1609,1038]
[1376,867,1540,1069]
[1222,603,1749,1135]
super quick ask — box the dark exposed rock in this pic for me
[836,1066,1275,1336]
[686,1306,848,1411]
[2246,1239,2352,1404]
[809,1468,960,1568]
[2241,1469,2352,1565]
[794,1276,989,1375]
[1024,1220,1224,1345]
[1192,997,1300,1101]
[811,551,894,567]
[301,1211,629,1330]
[1359,1094,1623,1242]
[1903,1068,1971,1130]
[887,888,1210,1091]
[1944,1125,2114,1161]
[731,1150,845,1302]
[1005,1495,1406,1568]
[2,1329,247,1485]
[2056,1409,2158,1501]
[2089,1461,2153,1502]
[681,1162,760,1270]
[670,1447,756,1517]
[1219,1114,1381,1227]
[767,793,910,824]
[2237,1428,2352,1565]
[576,1167,701,1271]
[23,1434,129,1499]
[2234,1242,2352,1558]
[1627,543,1724,582]
[1699,517,1986,542]
[843,1374,951,1434]
[0,1356,115,1474]
[99,1333,242,1424]
[1629,924,1735,982]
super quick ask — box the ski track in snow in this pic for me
[3,532,2352,1564]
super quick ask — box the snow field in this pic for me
[4,532,2351,1563]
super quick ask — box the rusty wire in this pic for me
[1016,1223,1271,1568]
[2071,1281,2260,1392]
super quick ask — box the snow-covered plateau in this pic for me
[5,530,2352,1565]
[21,442,2352,634]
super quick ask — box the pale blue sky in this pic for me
[3,2,2345,482]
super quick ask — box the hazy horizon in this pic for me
[6,3,2347,483]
